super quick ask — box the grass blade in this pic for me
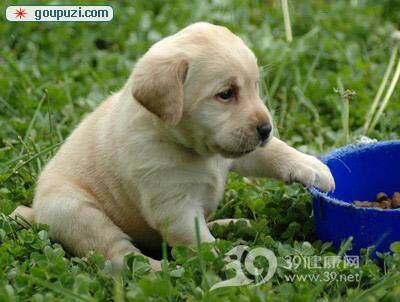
[281,0,293,42]
[363,46,398,135]
[22,92,47,144]
[368,56,400,132]
[32,277,91,302]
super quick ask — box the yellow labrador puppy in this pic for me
[11,22,334,271]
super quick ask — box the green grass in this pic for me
[2,0,400,301]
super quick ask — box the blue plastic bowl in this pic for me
[310,141,400,256]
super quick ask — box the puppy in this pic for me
[11,22,335,271]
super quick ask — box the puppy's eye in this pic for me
[216,88,235,102]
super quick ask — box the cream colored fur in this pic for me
[10,23,334,271]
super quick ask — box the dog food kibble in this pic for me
[353,192,400,209]
[354,201,372,207]
[376,192,389,202]
[392,193,400,208]
[382,199,392,209]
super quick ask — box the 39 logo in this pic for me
[210,245,277,291]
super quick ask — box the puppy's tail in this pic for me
[10,205,35,225]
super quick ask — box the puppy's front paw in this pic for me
[283,154,335,192]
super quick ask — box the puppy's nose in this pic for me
[256,123,272,141]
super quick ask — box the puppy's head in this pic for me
[131,22,273,158]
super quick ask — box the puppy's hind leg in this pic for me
[34,186,161,272]
[10,205,35,226]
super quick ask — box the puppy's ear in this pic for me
[131,53,188,125]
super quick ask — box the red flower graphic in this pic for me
[14,8,27,19]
